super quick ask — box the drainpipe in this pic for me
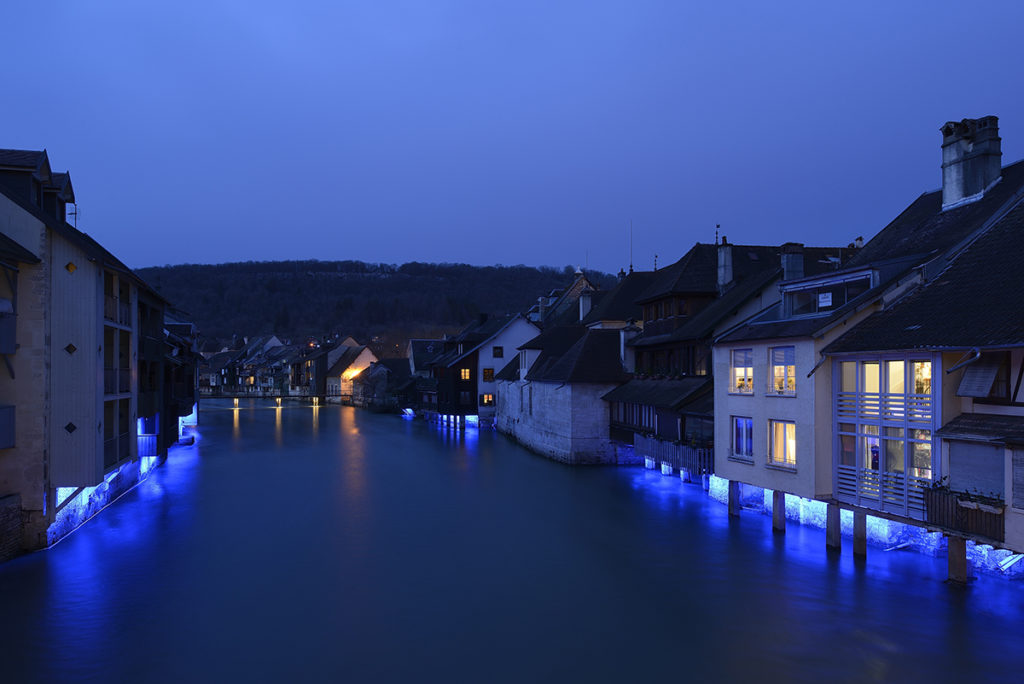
[946,348,981,374]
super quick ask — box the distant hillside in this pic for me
[138,260,615,350]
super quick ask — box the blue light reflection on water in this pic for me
[0,399,1022,683]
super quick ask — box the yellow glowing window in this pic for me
[769,420,796,466]
[731,349,753,394]
[482,393,494,406]
[769,346,796,395]
[460,368,470,381]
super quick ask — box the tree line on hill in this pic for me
[137,260,615,355]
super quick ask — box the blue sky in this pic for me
[4,1,1024,274]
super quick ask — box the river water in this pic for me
[0,399,1021,682]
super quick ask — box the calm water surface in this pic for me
[1,399,1022,682]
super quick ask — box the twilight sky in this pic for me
[3,1,1024,275]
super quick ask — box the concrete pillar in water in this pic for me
[826,503,841,551]
[772,490,786,533]
[728,480,741,517]
[947,535,969,584]
[853,511,867,557]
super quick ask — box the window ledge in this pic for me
[728,455,754,465]
[727,392,755,397]
[765,462,798,473]
[766,392,797,398]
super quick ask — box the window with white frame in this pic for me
[769,346,796,395]
[731,349,753,394]
[732,416,753,459]
[769,420,796,467]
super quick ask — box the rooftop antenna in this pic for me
[68,203,79,228]
[715,223,720,244]
[654,253,658,270]
[629,220,634,273]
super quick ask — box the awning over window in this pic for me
[956,359,1001,398]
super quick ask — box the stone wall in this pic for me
[0,493,22,562]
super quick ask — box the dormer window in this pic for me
[785,275,871,317]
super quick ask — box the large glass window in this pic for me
[769,420,796,467]
[732,417,753,459]
[731,349,753,394]
[460,368,471,381]
[769,346,796,395]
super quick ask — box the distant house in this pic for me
[325,343,378,403]
[352,358,413,411]
[406,339,443,411]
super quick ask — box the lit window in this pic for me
[481,393,494,406]
[769,420,796,466]
[730,349,753,394]
[482,368,494,382]
[732,417,753,459]
[493,346,504,358]
[769,346,795,395]
[460,368,470,381]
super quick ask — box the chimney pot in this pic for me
[781,243,804,281]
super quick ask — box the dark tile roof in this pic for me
[495,357,519,381]
[527,328,629,384]
[409,339,444,370]
[846,159,1024,268]
[581,270,656,325]
[936,412,1024,445]
[633,267,781,348]
[0,149,47,170]
[636,243,851,304]
[601,377,710,410]
[519,325,585,352]
[0,231,39,265]
[825,199,1024,353]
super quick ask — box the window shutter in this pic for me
[957,360,1000,397]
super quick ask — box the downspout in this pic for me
[945,347,981,374]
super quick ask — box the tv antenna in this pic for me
[68,203,79,228]
[715,223,720,244]
[629,220,634,273]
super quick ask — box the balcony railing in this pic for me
[634,433,713,475]
[924,487,1004,542]
[835,464,930,519]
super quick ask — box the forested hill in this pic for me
[137,260,615,346]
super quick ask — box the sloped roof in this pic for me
[380,357,411,378]
[581,270,656,325]
[602,376,710,410]
[0,231,39,265]
[846,159,1024,268]
[825,199,1024,353]
[527,328,629,384]
[632,267,781,348]
[409,339,444,370]
[0,149,48,172]
[495,357,520,381]
[326,345,368,376]
[636,243,851,304]
[936,412,1024,445]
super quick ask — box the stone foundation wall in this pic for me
[0,493,23,562]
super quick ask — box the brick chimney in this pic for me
[941,116,1001,210]
[781,243,804,281]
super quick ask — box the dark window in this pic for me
[459,391,471,405]
[493,346,503,358]
[482,368,494,382]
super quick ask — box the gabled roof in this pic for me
[409,339,444,371]
[326,345,368,376]
[0,149,49,177]
[824,198,1024,353]
[379,357,411,378]
[47,172,74,202]
[527,328,628,384]
[846,159,1024,268]
[581,270,656,325]
[446,314,536,366]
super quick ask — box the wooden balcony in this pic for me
[924,487,1004,543]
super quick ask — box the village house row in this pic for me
[204,116,1024,581]
[0,149,200,563]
